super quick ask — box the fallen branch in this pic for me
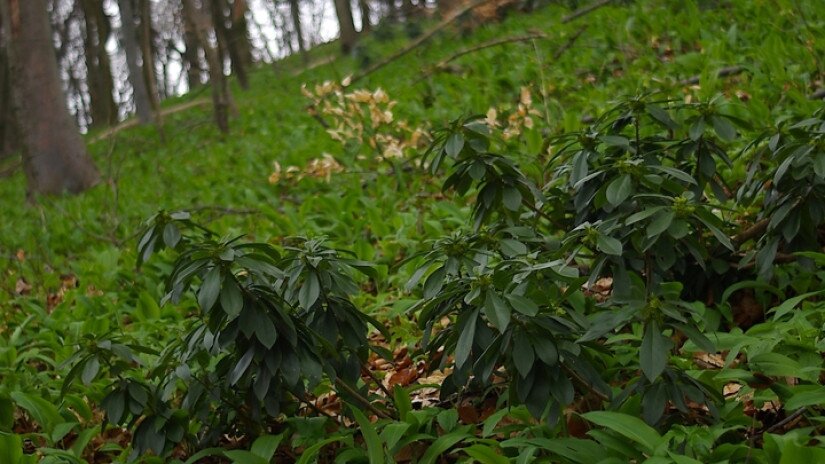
[561,0,614,23]
[417,26,587,83]
[349,0,495,84]
[90,98,211,143]
[553,25,588,60]
[679,65,747,86]
[419,31,549,80]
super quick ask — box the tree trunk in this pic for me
[118,0,152,124]
[333,0,357,53]
[0,11,19,159]
[182,0,232,133]
[210,0,249,90]
[182,7,203,89]
[137,0,162,120]
[2,0,99,195]
[80,0,118,127]
[229,0,253,67]
[359,0,371,32]
[288,0,308,64]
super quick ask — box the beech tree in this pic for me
[288,0,309,64]
[333,0,357,53]
[182,0,233,133]
[118,0,153,124]
[79,0,118,127]
[2,0,99,195]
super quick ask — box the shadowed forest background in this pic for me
[1,0,825,463]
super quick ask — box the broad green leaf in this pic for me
[512,335,535,378]
[198,266,222,311]
[351,407,384,464]
[711,115,737,141]
[581,411,662,453]
[11,392,62,432]
[419,428,472,464]
[224,450,268,464]
[483,292,511,332]
[381,422,410,452]
[647,210,675,238]
[162,223,181,248]
[769,290,825,320]
[502,188,522,211]
[251,434,283,460]
[606,174,633,206]
[294,436,349,464]
[455,310,479,369]
[785,387,825,410]
[220,278,244,318]
[445,133,465,157]
[0,433,23,464]
[81,356,100,386]
[640,321,669,381]
[229,347,255,385]
[298,272,321,309]
[597,234,623,256]
[505,294,539,316]
[499,238,527,257]
[462,444,509,464]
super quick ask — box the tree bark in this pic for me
[229,0,254,67]
[182,0,232,133]
[0,10,19,159]
[333,0,357,53]
[80,0,118,127]
[359,0,371,32]
[118,0,152,124]
[210,0,249,89]
[3,0,99,195]
[182,5,203,89]
[288,0,308,64]
[137,0,162,118]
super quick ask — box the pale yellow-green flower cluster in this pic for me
[301,81,430,162]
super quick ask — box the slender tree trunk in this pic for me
[359,0,371,32]
[211,0,249,89]
[118,0,152,124]
[80,0,118,127]
[2,0,99,195]
[333,0,357,53]
[182,7,203,89]
[288,0,308,64]
[229,0,253,66]
[182,0,232,133]
[0,11,19,158]
[137,0,163,124]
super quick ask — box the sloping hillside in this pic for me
[1,1,825,462]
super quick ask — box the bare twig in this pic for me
[553,26,588,60]
[421,32,549,79]
[417,26,587,84]
[561,0,614,23]
[89,98,211,143]
[189,205,260,216]
[335,377,394,419]
[350,0,495,84]
[763,407,807,434]
[679,65,747,86]
[732,218,770,245]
